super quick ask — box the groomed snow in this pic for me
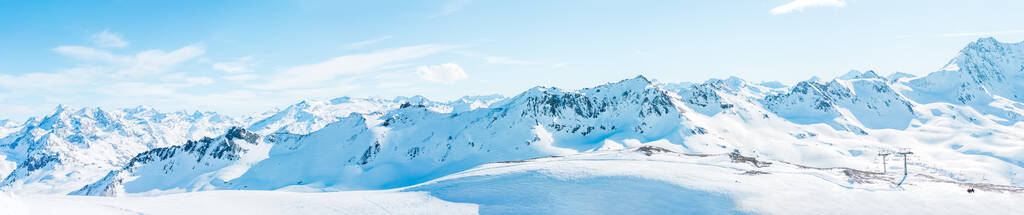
[6,147,1019,215]
[0,190,476,215]
[406,147,1024,214]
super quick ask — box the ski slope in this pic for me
[5,146,1020,215]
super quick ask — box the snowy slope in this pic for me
[0,106,240,194]
[78,76,709,195]
[406,146,1024,214]
[3,190,476,215]
[71,37,1024,196]
[901,37,1024,124]
[12,146,1022,215]
[762,74,916,133]
[71,127,266,196]
[247,95,506,135]
[5,37,1024,214]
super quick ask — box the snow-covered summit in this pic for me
[838,70,882,80]
[905,37,1024,103]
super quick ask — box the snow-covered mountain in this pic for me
[763,74,916,133]
[75,76,710,195]
[71,127,265,196]
[0,106,240,194]
[247,95,506,135]
[3,37,1024,202]
[901,37,1024,125]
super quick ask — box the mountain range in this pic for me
[2,37,1023,197]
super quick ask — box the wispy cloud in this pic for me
[252,44,459,90]
[417,63,468,84]
[54,44,205,77]
[345,35,393,49]
[428,0,471,18]
[770,0,846,15]
[0,68,100,92]
[454,50,565,68]
[91,29,128,48]
[213,56,256,73]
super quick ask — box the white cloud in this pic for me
[185,77,216,86]
[346,36,393,49]
[213,56,255,73]
[54,46,125,63]
[417,63,467,84]
[54,44,205,77]
[0,33,220,120]
[770,0,846,15]
[128,45,206,75]
[100,82,179,97]
[254,44,458,90]
[91,29,128,48]
[0,68,100,91]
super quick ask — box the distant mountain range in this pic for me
[3,37,1024,196]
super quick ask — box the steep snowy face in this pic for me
[71,127,263,196]
[236,75,696,190]
[836,78,916,129]
[764,81,843,121]
[248,98,389,135]
[764,76,916,131]
[247,96,470,135]
[448,94,506,113]
[77,76,702,195]
[508,76,689,138]
[667,77,781,117]
[907,38,1024,102]
[0,105,239,194]
[901,38,1024,123]
[675,80,734,116]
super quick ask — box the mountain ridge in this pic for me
[3,37,1024,196]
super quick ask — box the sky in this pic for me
[2,0,1024,121]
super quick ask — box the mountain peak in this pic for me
[838,70,863,80]
[972,37,1000,46]
[960,37,1023,55]
[629,75,652,84]
[52,104,69,115]
[295,99,312,107]
[860,70,881,79]
[590,75,655,91]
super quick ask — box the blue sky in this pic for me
[2,0,1024,121]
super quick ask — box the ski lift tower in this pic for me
[897,148,913,186]
[878,150,892,174]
